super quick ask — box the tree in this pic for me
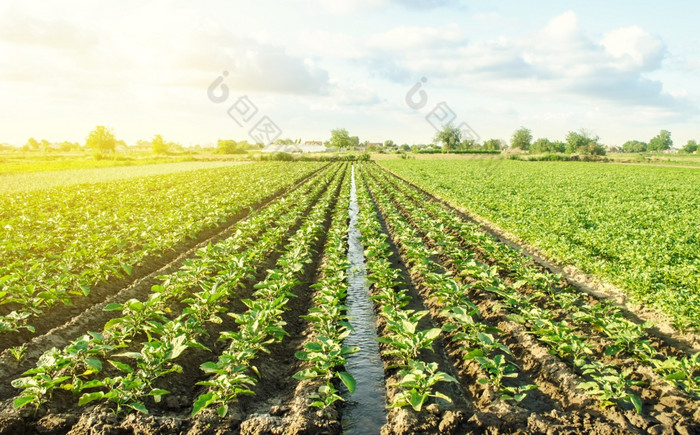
[648,130,673,151]
[399,144,411,152]
[152,134,168,154]
[622,140,647,153]
[329,128,352,150]
[217,139,246,154]
[434,124,461,152]
[565,129,604,155]
[511,127,532,151]
[238,140,255,150]
[681,139,698,153]
[551,141,566,153]
[350,136,360,149]
[455,138,478,150]
[530,138,552,154]
[40,139,51,152]
[384,140,395,148]
[25,137,39,151]
[86,126,117,153]
[59,141,81,152]
[482,139,504,151]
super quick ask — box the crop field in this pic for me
[380,159,700,333]
[0,160,698,434]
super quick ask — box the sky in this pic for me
[1,0,699,147]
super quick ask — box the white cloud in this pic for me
[601,26,665,71]
[332,81,382,106]
[0,4,330,97]
[351,11,694,114]
[367,23,466,51]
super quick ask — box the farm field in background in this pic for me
[0,161,250,194]
[0,159,697,434]
[380,159,700,333]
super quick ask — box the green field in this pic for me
[0,162,322,333]
[0,160,698,434]
[0,161,254,194]
[379,159,700,331]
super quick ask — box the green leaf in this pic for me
[192,393,214,416]
[423,328,441,341]
[109,360,133,374]
[217,404,229,417]
[340,346,360,356]
[129,402,149,414]
[305,342,323,352]
[578,381,598,390]
[464,349,484,359]
[432,391,453,403]
[85,356,102,371]
[103,303,124,312]
[628,394,643,414]
[200,361,221,373]
[122,264,133,276]
[80,285,91,296]
[78,391,105,406]
[338,371,356,393]
[13,395,36,409]
[79,379,103,390]
[409,390,427,411]
[103,318,121,330]
[664,372,685,381]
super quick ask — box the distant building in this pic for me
[297,141,328,153]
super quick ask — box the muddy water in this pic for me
[341,166,387,434]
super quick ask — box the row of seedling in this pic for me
[372,164,699,402]
[192,167,343,417]
[294,168,359,408]
[362,166,535,403]
[354,167,455,412]
[367,166,646,412]
[0,163,324,335]
[11,166,342,415]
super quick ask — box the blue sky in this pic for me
[1,0,698,147]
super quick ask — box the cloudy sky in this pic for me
[1,0,698,147]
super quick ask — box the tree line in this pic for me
[433,125,698,156]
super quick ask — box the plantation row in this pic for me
[354,163,697,433]
[380,159,700,332]
[8,163,343,416]
[1,161,697,434]
[0,162,323,337]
